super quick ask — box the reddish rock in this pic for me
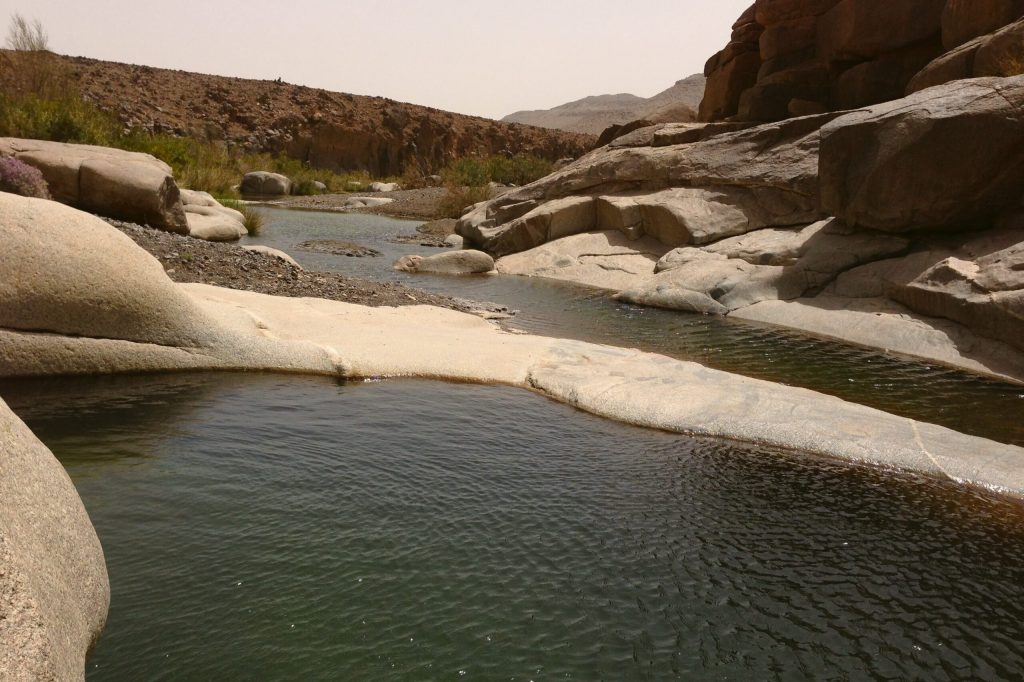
[754,0,841,24]
[832,41,942,109]
[908,18,1024,93]
[700,50,763,121]
[941,0,1024,49]
[817,0,946,62]
[0,51,591,177]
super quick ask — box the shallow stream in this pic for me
[4,207,1024,679]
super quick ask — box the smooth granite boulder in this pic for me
[180,189,247,241]
[240,171,291,196]
[393,250,495,275]
[0,398,109,681]
[0,194,227,348]
[0,138,188,233]
[819,76,1024,233]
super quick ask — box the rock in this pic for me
[816,0,946,62]
[616,219,908,314]
[368,181,400,193]
[444,234,465,248]
[341,197,394,208]
[908,18,1024,93]
[496,231,668,291]
[297,240,381,257]
[831,42,941,109]
[820,76,1024,233]
[596,119,655,147]
[393,250,495,274]
[0,398,110,682]
[459,112,835,257]
[941,0,1024,49]
[240,171,292,196]
[180,190,247,241]
[242,245,302,268]
[0,194,230,348]
[0,137,188,233]
[312,180,328,193]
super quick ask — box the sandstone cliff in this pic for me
[0,51,593,176]
[699,0,1024,122]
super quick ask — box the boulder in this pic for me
[908,19,1024,93]
[458,112,835,258]
[368,181,400,193]
[819,76,1024,233]
[242,245,302,268]
[240,171,292,196]
[0,138,188,233]
[393,250,495,275]
[0,399,109,681]
[496,231,668,291]
[831,42,941,109]
[180,189,247,241]
[816,0,946,62]
[941,0,1024,49]
[0,193,227,348]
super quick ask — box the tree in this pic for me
[6,13,49,51]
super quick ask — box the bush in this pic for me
[219,197,265,235]
[436,185,491,219]
[0,155,51,198]
[440,153,552,188]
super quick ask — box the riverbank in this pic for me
[109,219,508,316]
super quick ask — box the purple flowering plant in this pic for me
[0,155,51,199]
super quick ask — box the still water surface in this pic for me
[5,373,1024,681]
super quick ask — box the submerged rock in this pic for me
[297,240,382,257]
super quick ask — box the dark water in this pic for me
[5,373,1024,681]
[243,207,1024,447]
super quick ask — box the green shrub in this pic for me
[436,185,491,219]
[219,197,265,235]
[440,153,552,188]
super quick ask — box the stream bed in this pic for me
[4,206,1024,679]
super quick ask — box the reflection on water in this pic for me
[244,207,1024,446]
[6,374,1024,681]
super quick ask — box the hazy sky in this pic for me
[2,0,751,120]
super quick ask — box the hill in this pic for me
[0,51,593,176]
[502,74,706,135]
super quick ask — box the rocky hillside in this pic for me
[502,75,706,135]
[0,51,593,176]
[699,0,1024,121]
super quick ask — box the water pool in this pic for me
[5,373,1024,680]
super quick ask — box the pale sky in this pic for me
[2,0,751,120]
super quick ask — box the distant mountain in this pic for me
[502,74,707,135]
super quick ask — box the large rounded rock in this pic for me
[0,398,109,681]
[240,171,292,196]
[0,193,226,347]
[393,250,495,274]
[180,189,247,242]
[819,76,1024,232]
[0,138,188,233]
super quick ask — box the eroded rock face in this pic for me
[0,137,188,233]
[909,18,1024,93]
[819,76,1024,233]
[699,0,1024,122]
[457,112,833,257]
